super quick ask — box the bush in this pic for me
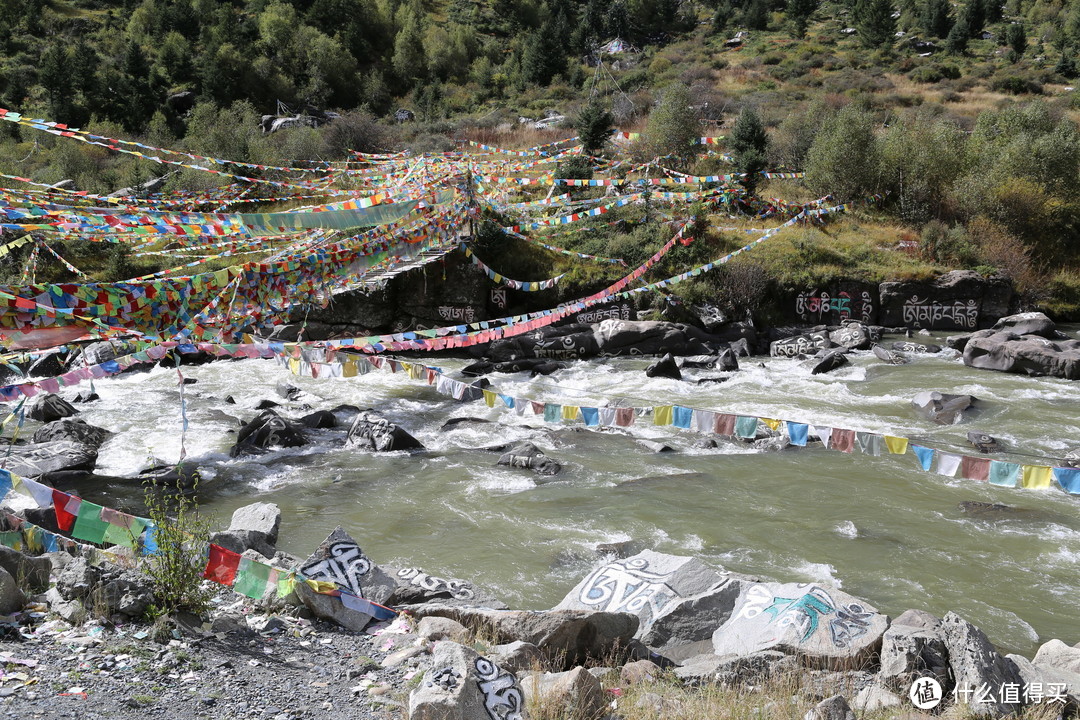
[990,74,1042,95]
[141,476,215,621]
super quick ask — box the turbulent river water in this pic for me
[46,327,1080,658]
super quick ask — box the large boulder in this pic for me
[386,566,507,609]
[408,642,525,720]
[962,330,1080,379]
[55,556,153,620]
[298,526,397,605]
[555,550,738,660]
[32,418,111,449]
[520,666,606,720]
[829,323,874,350]
[1034,639,1080,676]
[681,351,738,372]
[26,393,78,423]
[645,353,682,380]
[940,611,1025,717]
[0,545,51,593]
[484,320,735,362]
[711,582,888,669]
[878,609,951,693]
[2,440,98,479]
[230,409,307,457]
[872,344,906,365]
[891,341,942,354]
[803,349,849,375]
[294,580,378,632]
[74,340,139,367]
[399,605,638,669]
[346,410,424,451]
[991,311,1059,338]
[911,391,976,425]
[771,332,833,358]
[878,270,1013,330]
[0,567,24,614]
[209,502,281,559]
[497,442,561,476]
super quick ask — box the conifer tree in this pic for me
[921,0,953,39]
[576,97,615,156]
[855,0,896,48]
[946,15,970,53]
[730,106,769,194]
[786,0,819,38]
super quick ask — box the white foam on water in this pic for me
[792,561,843,588]
[834,521,859,539]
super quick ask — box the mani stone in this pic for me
[911,391,975,425]
[941,611,1025,718]
[298,526,397,606]
[26,393,78,423]
[346,410,425,452]
[711,582,888,669]
[408,642,524,720]
[554,550,731,649]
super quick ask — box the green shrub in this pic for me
[141,476,215,621]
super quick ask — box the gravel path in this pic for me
[0,591,423,720]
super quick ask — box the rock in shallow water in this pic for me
[346,410,424,452]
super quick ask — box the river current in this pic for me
[43,328,1080,658]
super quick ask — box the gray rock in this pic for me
[872,344,906,365]
[409,643,523,720]
[771,332,834,358]
[386,566,507,609]
[27,393,78,423]
[645,353,682,380]
[803,349,849,375]
[76,340,139,367]
[620,659,662,685]
[892,608,942,630]
[992,311,1058,338]
[891,341,942,353]
[0,545,51,593]
[398,605,638,669]
[712,582,888,669]
[45,586,87,624]
[0,567,24,614]
[489,640,544,674]
[878,270,1013,330]
[497,442,561,476]
[879,620,950,693]
[680,351,738,372]
[211,502,282,559]
[1034,639,1080,676]
[1,440,98,480]
[636,439,674,453]
[56,557,101,600]
[555,550,729,645]
[32,418,111,449]
[911,390,976,425]
[417,617,470,643]
[640,579,747,663]
[963,329,1080,379]
[1007,652,1080,706]
[298,526,397,605]
[804,694,855,720]
[346,410,424,451]
[829,323,872,350]
[852,683,901,712]
[295,581,376,633]
[941,611,1025,717]
[520,666,606,720]
[230,410,307,457]
[298,410,337,429]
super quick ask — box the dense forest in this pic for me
[2,0,1080,315]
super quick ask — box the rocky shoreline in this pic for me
[0,502,1078,720]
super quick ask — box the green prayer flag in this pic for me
[735,415,759,439]
[277,572,298,598]
[103,517,147,548]
[233,558,273,599]
[72,501,110,544]
[989,460,1021,488]
[543,403,561,423]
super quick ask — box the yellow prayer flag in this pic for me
[304,579,338,593]
[653,405,674,426]
[288,358,301,375]
[1021,465,1053,489]
[561,405,579,421]
[482,389,497,408]
[762,418,781,431]
[342,359,358,378]
[884,436,909,454]
[213,269,229,287]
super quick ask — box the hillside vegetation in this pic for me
[1,0,1080,316]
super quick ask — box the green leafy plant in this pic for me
[140,474,214,622]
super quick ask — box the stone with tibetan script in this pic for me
[2,440,97,480]
[346,410,424,452]
[770,332,834,358]
[32,418,111,450]
[803,348,849,375]
[554,550,729,647]
[230,409,307,458]
[384,566,508,609]
[496,442,560,477]
[408,642,525,720]
[298,526,396,605]
[711,582,888,669]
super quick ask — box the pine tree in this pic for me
[786,0,819,38]
[1006,22,1027,60]
[729,106,769,194]
[959,0,983,38]
[921,0,953,39]
[855,0,896,48]
[946,16,970,53]
[743,0,769,31]
[1055,50,1078,79]
[522,19,566,86]
[392,12,426,87]
[575,97,615,156]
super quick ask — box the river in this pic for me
[52,328,1080,658]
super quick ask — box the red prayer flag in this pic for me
[53,489,77,531]
[203,544,241,586]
